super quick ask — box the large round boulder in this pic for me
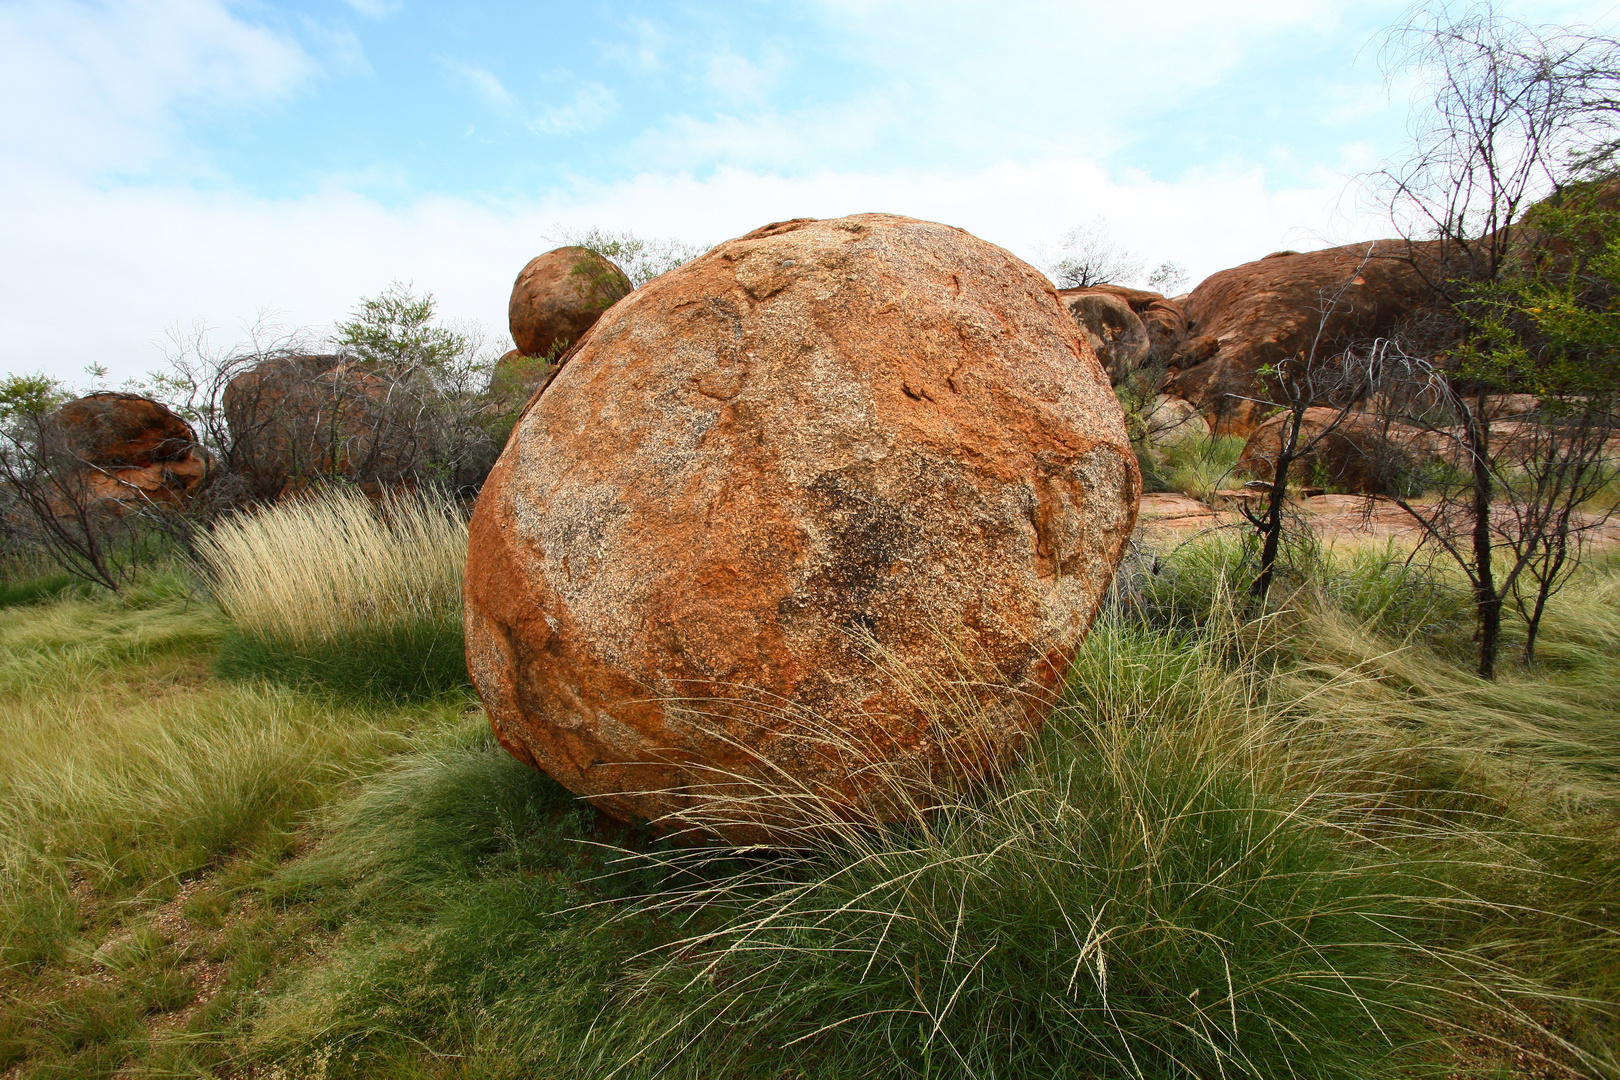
[465,213,1140,841]
[508,246,633,359]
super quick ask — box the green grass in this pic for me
[1157,434,1248,500]
[2,538,1619,1077]
[200,485,471,702]
[213,613,471,703]
[0,583,470,1078]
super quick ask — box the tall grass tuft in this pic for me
[201,485,471,701]
[558,614,1565,1080]
[1160,433,1247,501]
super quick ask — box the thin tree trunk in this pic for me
[1252,401,1303,603]
[1464,389,1499,679]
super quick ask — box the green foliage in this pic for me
[333,281,467,370]
[0,373,67,424]
[561,226,707,288]
[584,708,1462,1079]
[1457,185,1620,397]
[4,544,1620,1077]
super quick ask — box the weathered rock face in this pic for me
[508,246,633,359]
[466,213,1140,841]
[1058,289,1149,383]
[222,355,431,499]
[45,393,197,467]
[41,393,210,506]
[1170,240,1438,434]
[1234,407,1430,496]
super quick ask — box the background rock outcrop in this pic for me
[1169,240,1438,434]
[465,213,1140,840]
[507,246,632,359]
[41,393,209,507]
[221,355,435,499]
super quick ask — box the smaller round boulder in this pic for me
[508,246,632,359]
[1059,290,1150,383]
[40,393,211,508]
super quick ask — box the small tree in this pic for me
[1044,220,1145,289]
[1226,255,1402,603]
[555,227,707,288]
[334,281,467,370]
[1369,4,1620,677]
[1382,189,1620,667]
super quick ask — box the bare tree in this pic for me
[1043,220,1146,289]
[1366,4,1620,677]
[1227,254,1411,603]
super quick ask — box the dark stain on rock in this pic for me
[779,469,921,635]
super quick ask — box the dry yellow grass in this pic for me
[198,486,467,645]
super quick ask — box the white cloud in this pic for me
[528,82,617,135]
[0,0,315,178]
[705,48,783,105]
[0,158,1394,386]
[450,61,520,115]
[339,0,401,17]
[598,16,668,74]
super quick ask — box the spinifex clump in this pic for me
[202,486,470,701]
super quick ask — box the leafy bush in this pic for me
[201,485,470,701]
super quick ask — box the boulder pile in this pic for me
[464,214,1140,840]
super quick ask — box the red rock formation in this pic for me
[45,393,198,467]
[508,246,633,359]
[41,393,210,507]
[465,213,1140,841]
[1234,406,1431,496]
[1170,241,1438,434]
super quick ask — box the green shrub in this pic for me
[200,485,470,701]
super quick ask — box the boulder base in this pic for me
[1235,407,1430,496]
[465,213,1140,841]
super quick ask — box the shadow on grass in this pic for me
[213,616,472,704]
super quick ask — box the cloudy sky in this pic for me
[2,0,1616,385]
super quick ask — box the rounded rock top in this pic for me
[466,213,1141,842]
[508,246,633,359]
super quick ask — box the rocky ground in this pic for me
[1137,490,1620,547]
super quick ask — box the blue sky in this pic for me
[3,0,1617,383]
